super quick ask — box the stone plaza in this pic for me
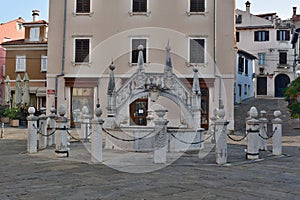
[0,98,300,199]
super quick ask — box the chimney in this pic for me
[32,10,40,22]
[245,1,251,13]
[293,7,297,16]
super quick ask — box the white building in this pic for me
[235,49,256,104]
[236,1,294,98]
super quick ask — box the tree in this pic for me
[284,77,300,127]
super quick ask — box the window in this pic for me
[132,0,147,12]
[2,64,5,76]
[189,38,205,63]
[236,14,242,24]
[279,52,287,65]
[244,84,248,95]
[238,56,244,74]
[254,31,269,41]
[245,58,249,76]
[190,0,205,12]
[16,55,26,72]
[75,38,90,63]
[258,53,266,65]
[30,27,40,42]
[76,0,90,13]
[236,32,240,42]
[16,22,23,31]
[277,30,290,41]
[131,38,147,63]
[41,55,47,72]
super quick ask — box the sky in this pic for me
[0,0,49,23]
[236,0,300,19]
[0,0,299,23]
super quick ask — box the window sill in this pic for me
[186,62,208,67]
[72,62,93,67]
[128,11,151,17]
[186,11,208,16]
[129,62,150,67]
[72,12,94,17]
[15,70,25,73]
[277,64,290,69]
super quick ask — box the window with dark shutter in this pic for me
[245,59,248,76]
[238,56,244,73]
[236,14,242,24]
[236,32,240,42]
[190,0,205,12]
[254,31,269,41]
[131,39,147,63]
[277,30,290,41]
[190,38,205,63]
[279,52,287,65]
[76,0,90,13]
[75,39,90,63]
[133,0,147,12]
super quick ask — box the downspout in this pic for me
[55,0,67,108]
[213,0,223,109]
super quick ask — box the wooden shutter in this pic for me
[133,0,147,12]
[131,39,147,63]
[75,39,90,63]
[190,39,205,63]
[276,30,280,41]
[190,0,205,12]
[238,56,244,73]
[236,32,240,42]
[76,0,90,13]
[254,31,259,41]
[245,59,248,75]
[279,52,287,64]
[265,31,269,41]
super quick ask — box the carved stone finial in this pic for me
[109,61,115,71]
[249,107,258,118]
[58,104,66,116]
[274,110,281,118]
[28,107,35,115]
[138,44,144,51]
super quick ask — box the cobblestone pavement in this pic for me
[0,98,300,199]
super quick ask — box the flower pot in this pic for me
[10,119,19,127]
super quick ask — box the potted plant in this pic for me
[4,107,21,127]
[0,105,9,124]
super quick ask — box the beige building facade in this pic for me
[47,0,235,129]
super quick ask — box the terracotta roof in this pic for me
[23,20,48,25]
[1,39,47,45]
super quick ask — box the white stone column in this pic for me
[154,110,169,164]
[27,107,38,154]
[80,106,90,140]
[272,111,283,156]
[246,107,260,160]
[258,110,268,151]
[38,112,47,149]
[91,105,105,163]
[215,108,229,164]
[55,105,69,157]
[47,107,57,146]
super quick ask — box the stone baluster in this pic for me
[154,109,169,164]
[215,108,229,164]
[80,105,90,140]
[258,110,268,151]
[27,107,38,154]
[246,107,260,160]
[91,105,105,163]
[47,107,57,146]
[55,105,69,157]
[272,111,283,156]
[38,109,47,149]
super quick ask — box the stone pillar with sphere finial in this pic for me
[191,66,201,130]
[47,106,57,146]
[258,110,268,151]
[215,107,229,164]
[38,108,48,149]
[91,104,105,163]
[246,107,260,160]
[55,105,69,157]
[80,105,90,140]
[27,107,38,154]
[106,62,117,129]
[272,110,283,155]
[154,109,169,164]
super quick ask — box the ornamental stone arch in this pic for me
[105,43,201,130]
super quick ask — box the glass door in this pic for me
[130,98,148,126]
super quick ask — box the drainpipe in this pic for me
[55,0,67,108]
[213,0,223,109]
